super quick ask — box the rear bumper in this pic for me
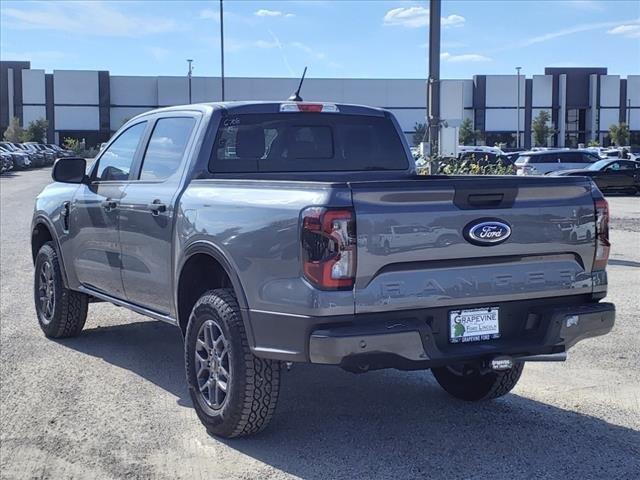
[248,296,614,368]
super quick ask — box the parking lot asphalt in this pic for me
[1,168,639,480]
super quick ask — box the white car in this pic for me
[458,145,505,156]
[515,150,600,176]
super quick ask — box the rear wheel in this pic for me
[34,242,88,338]
[185,289,281,438]
[432,362,524,401]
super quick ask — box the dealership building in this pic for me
[1,60,638,149]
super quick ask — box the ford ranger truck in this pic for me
[31,102,615,438]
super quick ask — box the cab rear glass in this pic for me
[209,113,409,173]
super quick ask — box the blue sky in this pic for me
[1,0,639,79]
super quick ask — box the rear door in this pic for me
[351,176,596,314]
[118,113,200,315]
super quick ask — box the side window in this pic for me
[618,161,634,170]
[533,154,556,164]
[139,117,196,181]
[95,122,147,181]
[581,153,597,163]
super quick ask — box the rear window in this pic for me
[209,113,408,173]
[514,155,531,165]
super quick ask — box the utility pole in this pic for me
[187,59,194,104]
[220,0,226,101]
[516,66,522,149]
[427,0,441,160]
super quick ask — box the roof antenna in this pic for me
[288,66,307,101]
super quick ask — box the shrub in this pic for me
[437,154,515,175]
[3,117,24,142]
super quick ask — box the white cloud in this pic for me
[441,52,491,62]
[1,1,178,37]
[255,9,283,17]
[442,14,465,28]
[383,7,465,29]
[199,9,219,21]
[384,6,428,27]
[519,20,637,47]
[607,23,640,38]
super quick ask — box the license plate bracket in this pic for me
[449,306,500,343]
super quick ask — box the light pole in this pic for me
[187,59,194,104]
[220,0,225,101]
[516,66,522,149]
[427,0,441,160]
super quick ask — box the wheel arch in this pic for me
[176,241,252,341]
[31,216,69,288]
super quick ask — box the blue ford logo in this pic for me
[464,219,511,246]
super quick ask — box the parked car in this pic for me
[25,142,56,165]
[550,159,639,195]
[47,144,74,157]
[515,149,599,175]
[12,142,46,167]
[1,151,14,174]
[32,101,614,438]
[0,143,32,169]
[458,145,506,156]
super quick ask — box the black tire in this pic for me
[34,242,88,338]
[185,289,281,438]
[432,362,524,401]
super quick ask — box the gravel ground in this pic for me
[1,168,639,480]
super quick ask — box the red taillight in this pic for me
[297,103,323,112]
[301,207,356,290]
[593,197,610,271]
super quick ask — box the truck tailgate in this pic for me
[350,176,597,314]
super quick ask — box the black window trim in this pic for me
[128,112,201,184]
[89,120,150,184]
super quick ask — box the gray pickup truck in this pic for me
[32,101,615,438]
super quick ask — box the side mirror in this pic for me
[52,157,87,184]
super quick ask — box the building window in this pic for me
[485,132,517,148]
[630,131,640,148]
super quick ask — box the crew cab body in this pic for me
[32,101,615,437]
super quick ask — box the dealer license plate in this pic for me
[449,307,500,343]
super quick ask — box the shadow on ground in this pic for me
[59,321,640,479]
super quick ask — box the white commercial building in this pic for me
[1,61,638,149]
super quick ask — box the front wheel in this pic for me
[34,242,88,338]
[185,289,281,438]
[432,362,524,401]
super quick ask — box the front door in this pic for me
[69,121,148,298]
[118,115,199,315]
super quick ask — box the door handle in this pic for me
[147,200,167,215]
[101,199,118,211]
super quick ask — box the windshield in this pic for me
[514,155,530,165]
[589,159,610,170]
[210,113,408,173]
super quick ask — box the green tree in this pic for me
[608,123,629,146]
[532,110,553,147]
[3,117,25,142]
[458,118,475,145]
[587,139,600,147]
[23,118,49,142]
[412,122,427,147]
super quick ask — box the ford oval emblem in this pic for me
[464,219,511,246]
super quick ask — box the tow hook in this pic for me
[490,356,514,371]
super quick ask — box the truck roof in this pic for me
[132,101,388,119]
